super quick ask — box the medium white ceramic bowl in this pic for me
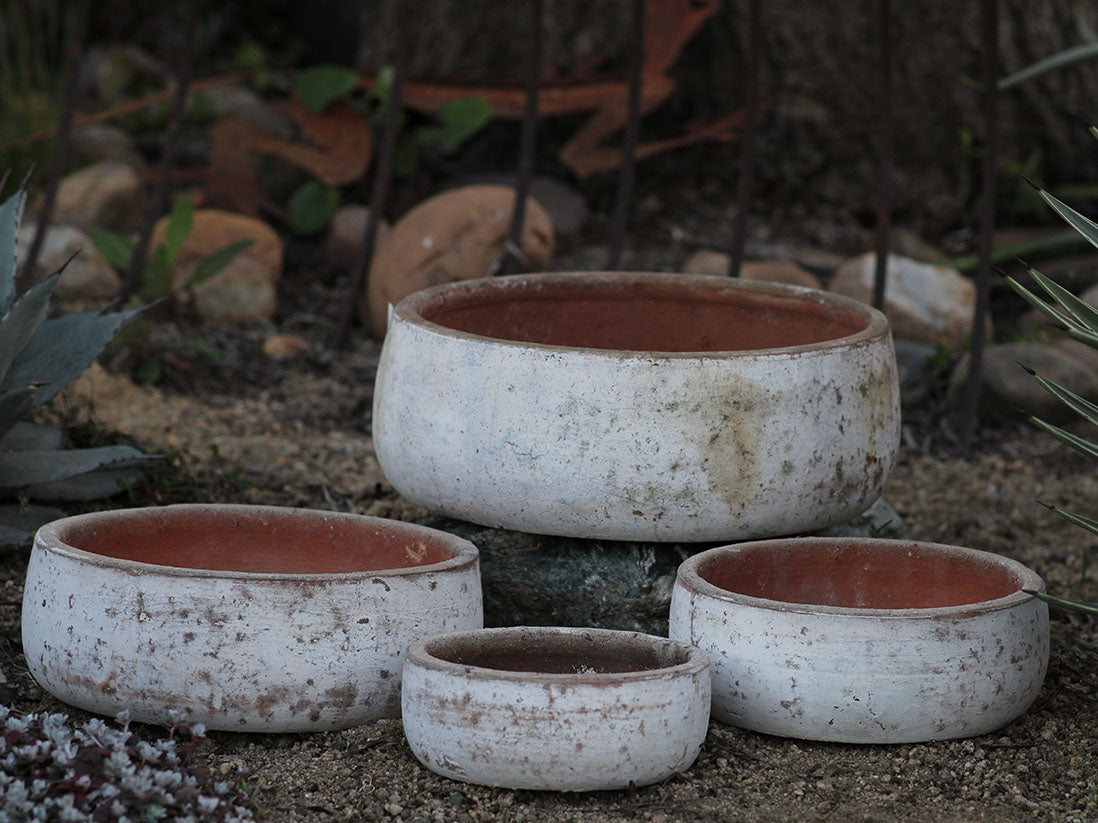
[23,505,482,732]
[373,271,900,541]
[669,538,1049,743]
[401,626,711,791]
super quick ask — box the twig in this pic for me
[110,0,197,310]
[605,0,645,270]
[334,0,409,347]
[727,0,760,277]
[872,0,893,310]
[960,0,999,453]
[499,0,544,277]
[17,0,91,296]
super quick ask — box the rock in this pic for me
[892,338,942,407]
[262,334,314,360]
[888,227,948,264]
[814,497,907,540]
[71,124,141,166]
[682,251,823,289]
[741,259,822,290]
[151,209,283,324]
[363,185,555,338]
[190,257,278,325]
[830,252,979,349]
[682,248,729,276]
[950,342,1098,423]
[49,161,143,231]
[426,500,907,635]
[1055,336,1098,375]
[322,205,391,272]
[15,223,121,304]
[451,175,589,236]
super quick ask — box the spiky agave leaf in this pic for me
[1025,589,1098,616]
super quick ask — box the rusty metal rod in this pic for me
[728,0,760,277]
[18,0,90,296]
[871,0,893,310]
[499,0,544,278]
[606,0,646,270]
[109,0,196,310]
[960,0,999,452]
[334,0,409,347]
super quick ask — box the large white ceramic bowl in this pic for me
[669,538,1049,743]
[373,271,900,541]
[23,505,482,732]
[401,626,711,791]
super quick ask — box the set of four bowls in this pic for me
[22,272,1049,792]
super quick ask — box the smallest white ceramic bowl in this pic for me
[401,626,711,791]
[670,538,1049,744]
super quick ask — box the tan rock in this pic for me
[322,205,390,272]
[262,334,314,360]
[830,252,980,349]
[51,161,142,231]
[682,249,730,276]
[740,260,822,290]
[190,256,278,325]
[153,209,283,283]
[362,185,555,338]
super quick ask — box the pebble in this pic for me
[15,222,121,304]
[48,160,143,231]
[322,204,391,272]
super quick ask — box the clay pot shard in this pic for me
[22,504,483,732]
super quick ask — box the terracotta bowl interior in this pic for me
[53,509,458,575]
[425,632,691,675]
[417,278,868,352]
[695,542,1023,609]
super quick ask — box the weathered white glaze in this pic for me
[23,505,482,732]
[374,272,900,541]
[670,538,1049,743]
[401,626,711,791]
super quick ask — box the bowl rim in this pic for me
[405,625,710,685]
[33,503,480,581]
[390,271,891,359]
[675,536,1045,618]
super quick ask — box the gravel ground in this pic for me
[3,240,1098,821]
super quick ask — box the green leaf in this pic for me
[0,444,149,488]
[1045,502,1098,539]
[86,226,135,272]
[27,466,148,501]
[1030,370,1098,426]
[0,189,27,312]
[1028,415,1098,461]
[2,307,141,406]
[162,196,195,271]
[0,422,62,451]
[141,245,174,303]
[191,240,254,286]
[368,65,395,111]
[1039,187,1098,253]
[0,385,37,441]
[1025,589,1098,616]
[0,272,59,386]
[297,65,360,112]
[434,97,493,151]
[1024,264,1098,333]
[0,503,65,539]
[288,181,340,236]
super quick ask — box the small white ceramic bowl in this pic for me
[373,271,900,542]
[670,538,1049,743]
[401,626,711,791]
[23,505,483,732]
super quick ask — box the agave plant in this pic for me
[1001,133,1098,615]
[0,183,154,546]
